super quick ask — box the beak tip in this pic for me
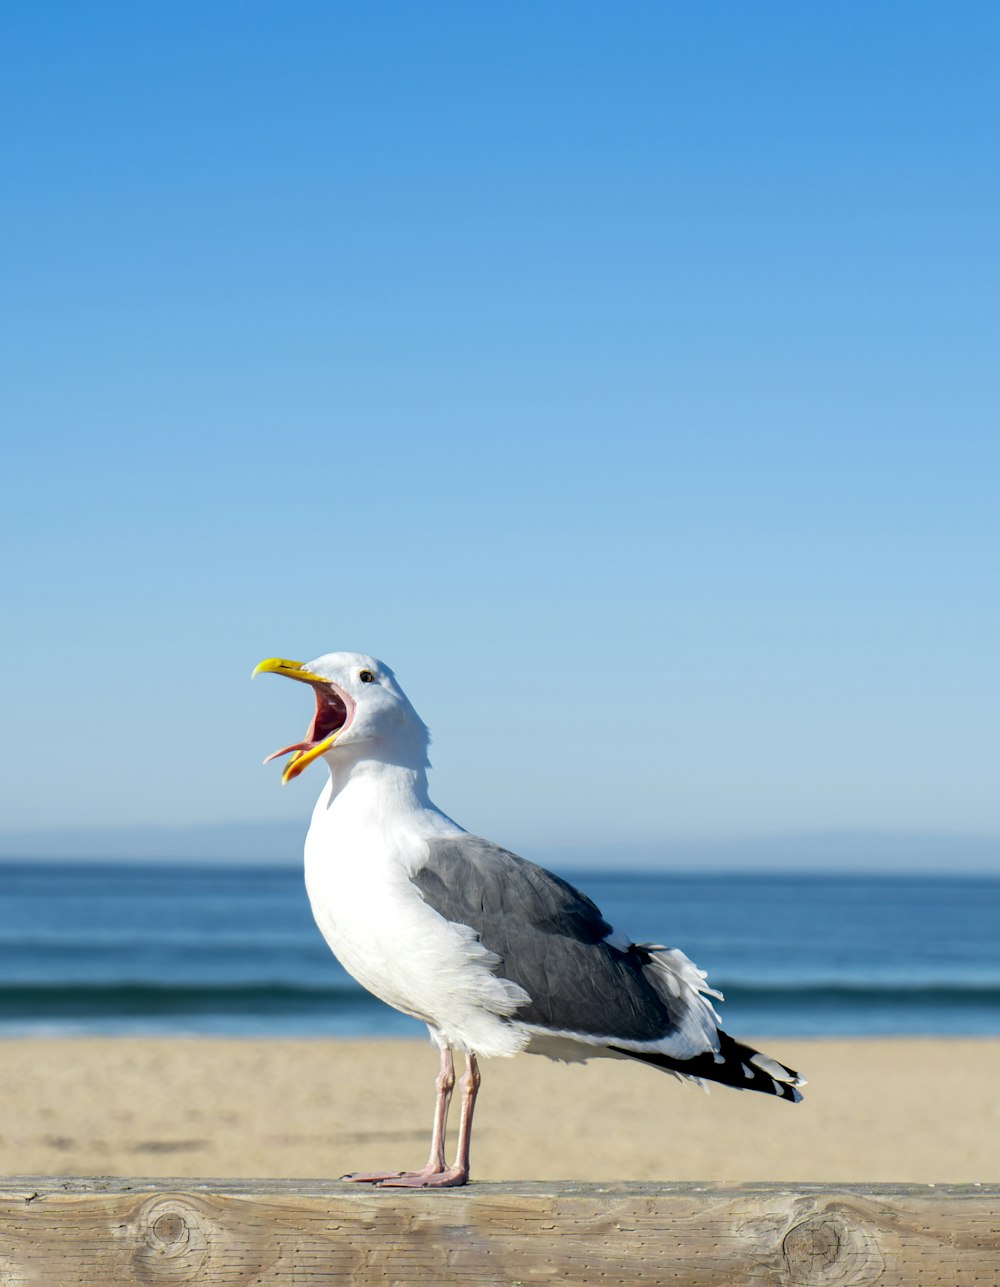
[252,657,313,682]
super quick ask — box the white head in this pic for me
[253,651,429,782]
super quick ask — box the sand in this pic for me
[1,1037,997,1183]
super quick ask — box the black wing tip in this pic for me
[609,1033,806,1103]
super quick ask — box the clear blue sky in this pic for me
[2,3,998,857]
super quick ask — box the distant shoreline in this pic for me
[1,826,998,872]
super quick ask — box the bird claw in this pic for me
[377,1167,468,1188]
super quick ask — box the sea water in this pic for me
[0,861,997,1038]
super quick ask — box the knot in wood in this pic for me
[152,1213,185,1244]
[132,1197,210,1284]
[779,1209,883,1287]
[782,1217,841,1272]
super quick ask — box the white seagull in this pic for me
[255,650,804,1187]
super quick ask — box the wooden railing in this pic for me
[1,1178,998,1285]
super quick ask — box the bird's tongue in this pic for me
[263,696,327,764]
[263,740,314,765]
[262,685,352,783]
[264,729,339,782]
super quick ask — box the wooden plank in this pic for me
[0,1179,998,1286]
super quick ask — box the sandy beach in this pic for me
[1,1036,998,1183]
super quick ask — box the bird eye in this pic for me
[359,670,375,683]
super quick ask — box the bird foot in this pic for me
[341,1170,408,1184]
[377,1166,468,1188]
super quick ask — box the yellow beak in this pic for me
[251,657,328,684]
[278,734,339,783]
[252,657,343,783]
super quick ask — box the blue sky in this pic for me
[2,3,998,859]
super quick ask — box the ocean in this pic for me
[1,860,998,1038]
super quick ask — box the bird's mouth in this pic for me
[252,658,356,783]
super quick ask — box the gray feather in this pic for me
[412,835,701,1043]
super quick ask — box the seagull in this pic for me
[254,651,804,1188]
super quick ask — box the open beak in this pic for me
[252,657,354,783]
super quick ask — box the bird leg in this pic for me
[341,1045,457,1184]
[424,1044,457,1171]
[379,1052,479,1188]
[452,1052,482,1179]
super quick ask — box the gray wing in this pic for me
[412,834,708,1044]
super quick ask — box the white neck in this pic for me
[334,751,428,799]
[314,746,436,833]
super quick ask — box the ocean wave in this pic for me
[0,981,373,1019]
[720,980,1000,998]
[2,977,1000,1021]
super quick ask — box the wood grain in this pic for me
[1,1180,997,1286]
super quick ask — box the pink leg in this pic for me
[424,1046,456,1171]
[342,1046,457,1184]
[379,1053,480,1188]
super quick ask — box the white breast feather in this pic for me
[304,817,530,1058]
